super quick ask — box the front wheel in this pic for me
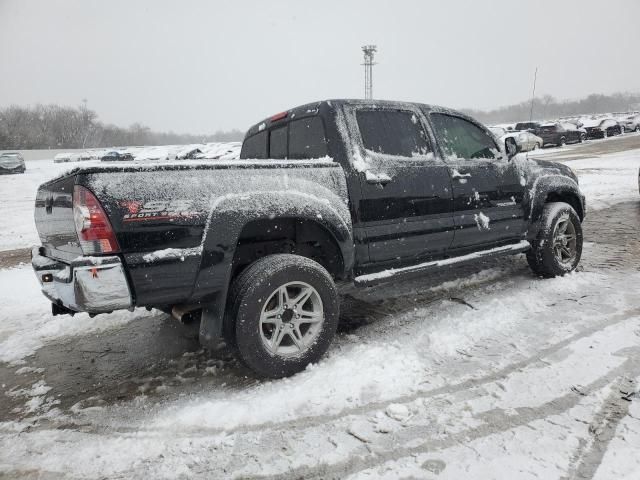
[559,136,567,147]
[635,125,640,133]
[527,202,583,278]
[225,254,339,378]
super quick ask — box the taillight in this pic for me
[73,185,119,255]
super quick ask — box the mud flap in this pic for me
[198,291,226,347]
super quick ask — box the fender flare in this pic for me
[196,190,354,343]
[526,174,583,236]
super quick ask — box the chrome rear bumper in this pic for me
[31,247,133,313]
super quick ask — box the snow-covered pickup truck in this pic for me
[31,99,585,377]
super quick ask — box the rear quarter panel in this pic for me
[80,161,351,307]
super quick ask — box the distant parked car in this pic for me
[489,126,543,151]
[100,150,134,162]
[621,114,640,133]
[536,122,584,147]
[583,118,623,139]
[0,152,26,174]
[53,152,72,163]
[0,152,27,174]
[514,121,542,133]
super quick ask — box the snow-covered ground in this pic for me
[0,135,639,478]
[1,245,639,478]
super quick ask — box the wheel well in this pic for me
[231,218,345,280]
[545,192,584,220]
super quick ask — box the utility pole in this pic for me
[361,45,377,100]
[529,67,538,122]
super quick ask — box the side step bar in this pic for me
[354,240,531,287]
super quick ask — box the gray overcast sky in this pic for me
[1,0,639,133]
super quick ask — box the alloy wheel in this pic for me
[552,214,577,266]
[259,281,324,357]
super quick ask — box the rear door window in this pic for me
[288,117,328,159]
[356,110,431,158]
[269,126,288,159]
[430,113,499,160]
[240,131,267,159]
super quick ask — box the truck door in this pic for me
[345,105,454,265]
[429,112,527,250]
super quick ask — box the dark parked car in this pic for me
[583,118,623,139]
[514,121,542,132]
[0,152,26,174]
[31,99,585,378]
[100,150,134,162]
[536,122,585,147]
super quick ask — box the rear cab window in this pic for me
[240,131,267,159]
[288,117,328,159]
[269,127,287,159]
[241,115,328,160]
[430,113,499,161]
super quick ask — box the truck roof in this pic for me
[243,99,462,139]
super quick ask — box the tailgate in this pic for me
[34,174,82,261]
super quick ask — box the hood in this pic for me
[529,158,579,184]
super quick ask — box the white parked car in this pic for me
[621,114,640,133]
[489,126,544,152]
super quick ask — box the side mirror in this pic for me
[505,137,518,160]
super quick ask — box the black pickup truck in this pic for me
[32,99,585,377]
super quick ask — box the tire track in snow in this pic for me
[562,375,638,480]
[233,333,640,480]
[94,306,640,439]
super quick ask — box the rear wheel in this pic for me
[579,133,586,143]
[636,125,640,133]
[527,202,583,278]
[224,254,339,378]
[559,136,567,147]
[533,142,541,150]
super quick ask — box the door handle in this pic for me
[451,169,471,180]
[365,171,391,186]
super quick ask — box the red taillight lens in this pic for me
[73,185,119,255]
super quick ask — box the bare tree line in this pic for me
[3,93,639,149]
[463,92,640,125]
[0,103,244,150]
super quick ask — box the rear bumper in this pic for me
[585,129,604,139]
[31,246,133,313]
[0,165,25,174]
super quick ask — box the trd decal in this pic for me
[121,200,201,222]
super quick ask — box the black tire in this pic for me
[527,202,583,278]
[559,136,567,147]
[579,133,586,143]
[533,142,541,151]
[635,125,640,133]
[224,254,339,378]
